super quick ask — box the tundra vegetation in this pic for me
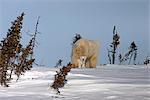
[107,26,120,64]
[0,13,39,87]
[51,62,73,94]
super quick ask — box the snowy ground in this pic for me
[0,65,150,100]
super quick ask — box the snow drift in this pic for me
[0,65,149,100]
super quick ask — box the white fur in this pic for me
[77,56,87,68]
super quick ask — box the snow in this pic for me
[0,65,150,100]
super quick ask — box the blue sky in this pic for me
[0,0,149,66]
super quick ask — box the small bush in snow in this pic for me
[51,62,73,94]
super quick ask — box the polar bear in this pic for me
[77,56,87,68]
[71,39,99,68]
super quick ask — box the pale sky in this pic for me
[0,0,149,66]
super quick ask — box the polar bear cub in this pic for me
[77,56,87,68]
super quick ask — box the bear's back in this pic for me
[74,39,99,56]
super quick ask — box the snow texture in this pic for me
[0,65,150,100]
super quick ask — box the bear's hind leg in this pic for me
[89,56,97,68]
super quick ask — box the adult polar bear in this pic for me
[71,39,99,68]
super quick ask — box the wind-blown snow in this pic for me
[0,65,149,100]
